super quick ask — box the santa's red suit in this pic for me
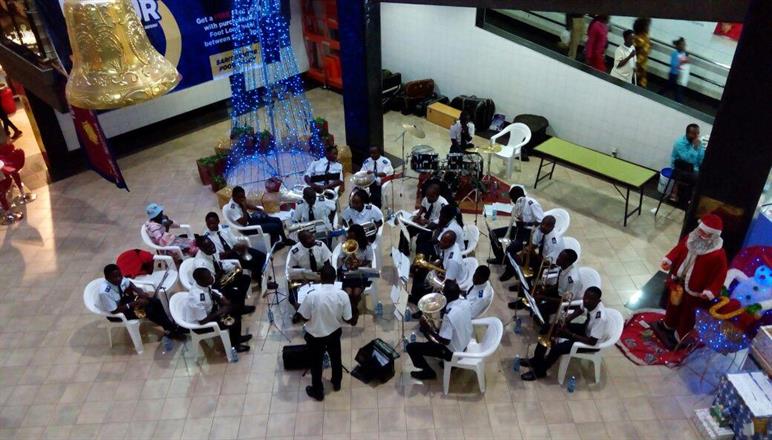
[662,214,728,340]
[0,141,25,211]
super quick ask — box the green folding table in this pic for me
[533,138,657,226]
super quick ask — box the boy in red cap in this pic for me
[655,214,728,346]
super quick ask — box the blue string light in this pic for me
[226,0,325,187]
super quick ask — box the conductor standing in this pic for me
[294,264,354,401]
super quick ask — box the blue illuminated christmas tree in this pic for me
[226,0,325,190]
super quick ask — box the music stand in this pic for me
[391,124,426,215]
[260,240,292,350]
[390,247,412,352]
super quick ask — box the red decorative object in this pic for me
[714,22,743,41]
[0,87,15,115]
[617,311,696,366]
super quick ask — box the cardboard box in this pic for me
[427,102,461,129]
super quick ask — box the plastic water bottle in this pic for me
[162,336,173,353]
[323,352,330,369]
[567,376,576,393]
[492,209,497,222]
[404,311,412,322]
[514,317,522,335]
[230,347,239,363]
[410,332,417,343]
[513,355,521,372]
[267,307,275,324]
[403,338,409,350]
[375,301,383,318]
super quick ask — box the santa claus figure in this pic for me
[656,214,728,345]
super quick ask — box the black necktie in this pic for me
[309,249,318,272]
[216,231,232,252]
[539,235,545,255]
[373,160,378,174]
[426,202,434,219]
[467,286,473,296]
[323,161,331,184]
[308,204,315,221]
[213,256,223,274]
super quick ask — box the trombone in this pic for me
[537,292,572,349]
[414,253,446,291]
[516,228,538,279]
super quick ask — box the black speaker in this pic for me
[351,338,400,384]
[282,344,312,370]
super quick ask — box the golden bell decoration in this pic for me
[63,0,181,109]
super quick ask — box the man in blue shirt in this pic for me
[669,123,704,202]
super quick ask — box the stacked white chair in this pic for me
[443,317,504,394]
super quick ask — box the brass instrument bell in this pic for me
[219,267,243,287]
[417,293,446,343]
[341,239,360,268]
[413,254,446,274]
[63,0,181,109]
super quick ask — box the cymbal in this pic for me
[466,144,502,154]
[402,123,426,139]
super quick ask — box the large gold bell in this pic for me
[63,0,181,109]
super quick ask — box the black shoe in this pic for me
[508,285,520,292]
[306,386,324,401]
[235,344,250,353]
[486,258,501,265]
[507,300,526,310]
[520,371,537,381]
[500,271,515,282]
[520,358,532,368]
[521,156,530,162]
[410,369,437,380]
[412,310,423,320]
[241,305,256,315]
[239,334,253,343]
[332,383,341,392]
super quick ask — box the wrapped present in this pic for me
[216,186,232,209]
[714,373,772,440]
[752,326,772,377]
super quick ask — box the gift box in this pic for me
[714,373,772,440]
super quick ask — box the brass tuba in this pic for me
[341,239,360,268]
[417,293,447,343]
[62,0,181,109]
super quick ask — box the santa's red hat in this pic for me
[698,214,723,235]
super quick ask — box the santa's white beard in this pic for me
[685,230,722,255]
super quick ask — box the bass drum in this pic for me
[462,152,483,178]
[410,145,439,173]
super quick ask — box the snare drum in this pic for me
[446,153,465,172]
[410,145,439,173]
[462,153,483,178]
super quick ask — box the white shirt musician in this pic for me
[512,187,545,225]
[466,280,493,318]
[441,241,466,283]
[360,149,394,185]
[534,248,581,323]
[342,194,384,229]
[532,224,564,263]
[304,145,344,195]
[440,217,466,252]
[420,193,448,225]
[449,111,475,152]
[490,185,543,266]
[194,248,237,275]
[288,231,333,274]
[292,187,336,227]
[406,284,472,380]
[521,288,610,381]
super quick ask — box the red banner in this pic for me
[70,106,128,191]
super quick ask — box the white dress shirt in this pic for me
[441,243,466,282]
[336,244,374,271]
[288,241,332,272]
[342,204,383,227]
[291,196,335,226]
[305,158,344,186]
[449,120,475,144]
[194,250,237,275]
[465,281,493,318]
[583,302,611,343]
[610,44,636,83]
[297,283,352,337]
[556,264,583,301]
[532,229,563,263]
[223,199,247,225]
[360,156,394,184]
[182,284,224,323]
[513,196,545,225]
[439,298,473,352]
[203,224,239,255]
[420,196,448,224]
[97,278,132,313]
[440,218,466,251]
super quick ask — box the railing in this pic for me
[493,10,729,101]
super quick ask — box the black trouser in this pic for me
[409,267,430,305]
[107,297,175,332]
[368,182,383,208]
[406,341,453,373]
[223,248,267,282]
[193,315,242,349]
[215,274,252,311]
[490,222,529,263]
[659,72,683,103]
[0,109,18,135]
[305,328,343,393]
[415,230,438,257]
[398,223,432,256]
[246,213,286,244]
[530,323,598,377]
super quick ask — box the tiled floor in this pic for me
[0,89,719,439]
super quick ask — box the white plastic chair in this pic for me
[221,203,271,254]
[544,208,570,237]
[129,254,178,319]
[458,257,479,291]
[372,224,385,272]
[461,224,480,257]
[140,223,193,261]
[561,236,582,262]
[381,180,393,215]
[578,267,601,289]
[83,279,144,354]
[169,292,235,362]
[490,123,531,178]
[557,308,624,385]
[473,287,495,318]
[443,317,503,394]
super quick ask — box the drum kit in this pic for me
[409,145,485,178]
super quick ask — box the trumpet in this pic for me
[287,219,326,234]
[516,228,537,279]
[133,294,147,319]
[537,292,572,349]
[220,267,243,287]
[341,239,361,268]
[417,293,447,344]
[414,253,445,273]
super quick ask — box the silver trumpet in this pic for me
[287,219,326,234]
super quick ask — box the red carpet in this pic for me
[617,311,694,367]
[415,173,512,214]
